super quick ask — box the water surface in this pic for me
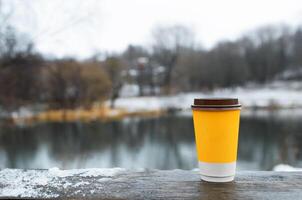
[0,110,302,170]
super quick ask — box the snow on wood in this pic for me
[0,168,125,198]
[0,169,302,199]
[273,164,302,171]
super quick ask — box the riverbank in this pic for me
[9,105,164,125]
[112,81,302,111]
[4,81,302,124]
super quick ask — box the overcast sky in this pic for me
[7,0,302,58]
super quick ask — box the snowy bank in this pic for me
[5,81,302,123]
[110,82,302,113]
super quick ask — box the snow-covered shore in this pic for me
[110,81,302,113]
[3,81,302,122]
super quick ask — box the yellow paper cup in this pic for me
[192,98,241,182]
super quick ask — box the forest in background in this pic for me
[1,3,302,112]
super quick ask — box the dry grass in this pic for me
[12,105,165,124]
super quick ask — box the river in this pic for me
[0,110,301,170]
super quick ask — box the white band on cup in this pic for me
[200,175,234,182]
[198,161,236,177]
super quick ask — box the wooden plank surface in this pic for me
[0,169,302,199]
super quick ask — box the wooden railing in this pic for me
[0,169,301,199]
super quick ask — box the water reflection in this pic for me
[239,112,302,170]
[0,111,301,170]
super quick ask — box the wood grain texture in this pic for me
[1,169,302,199]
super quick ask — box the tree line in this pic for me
[1,7,302,112]
[120,24,302,94]
[150,24,302,91]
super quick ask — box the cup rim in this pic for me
[191,105,242,111]
[192,98,242,110]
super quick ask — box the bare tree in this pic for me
[43,60,111,111]
[103,56,123,108]
[173,48,206,91]
[0,2,43,112]
[151,25,194,94]
[122,45,149,68]
[240,25,291,82]
[293,28,302,67]
[209,41,249,87]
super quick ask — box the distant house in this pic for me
[122,57,165,96]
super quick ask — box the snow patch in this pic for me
[273,164,302,171]
[0,168,125,198]
[48,167,125,177]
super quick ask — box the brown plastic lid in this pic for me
[191,98,241,109]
